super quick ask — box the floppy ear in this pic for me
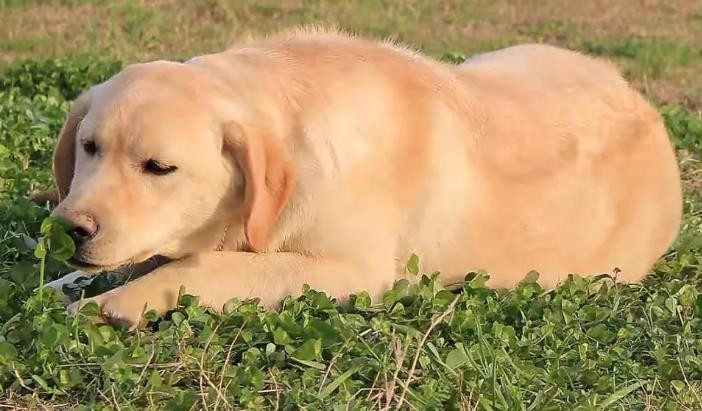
[53,90,92,201]
[223,122,297,252]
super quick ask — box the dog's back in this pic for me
[420,43,683,287]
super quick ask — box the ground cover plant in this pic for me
[1,1,701,409]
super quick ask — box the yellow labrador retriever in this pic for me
[42,28,682,328]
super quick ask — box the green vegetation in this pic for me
[2,1,702,108]
[1,1,701,409]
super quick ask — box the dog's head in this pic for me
[50,60,296,271]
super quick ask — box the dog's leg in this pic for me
[69,251,395,329]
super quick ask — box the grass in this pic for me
[0,1,701,409]
[2,0,702,108]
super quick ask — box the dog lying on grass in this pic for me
[32,27,682,329]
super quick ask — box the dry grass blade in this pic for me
[395,295,460,410]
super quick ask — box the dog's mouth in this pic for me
[67,255,134,273]
[67,256,111,271]
[67,246,156,272]
[67,254,173,274]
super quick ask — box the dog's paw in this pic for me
[68,290,146,330]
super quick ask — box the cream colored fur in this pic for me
[43,28,681,328]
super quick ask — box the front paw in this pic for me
[68,290,147,330]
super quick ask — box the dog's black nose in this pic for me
[64,212,99,246]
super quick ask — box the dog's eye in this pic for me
[82,140,98,155]
[143,159,178,176]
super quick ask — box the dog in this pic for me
[36,27,682,329]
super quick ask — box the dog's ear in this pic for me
[53,90,92,201]
[223,122,296,252]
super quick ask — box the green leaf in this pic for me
[446,343,469,369]
[306,319,339,347]
[596,381,643,410]
[143,309,159,322]
[171,312,185,325]
[290,357,326,370]
[670,380,685,393]
[0,341,18,364]
[178,293,198,308]
[433,289,456,308]
[291,338,321,362]
[146,370,162,390]
[8,261,36,287]
[694,294,702,318]
[222,298,241,315]
[31,374,52,392]
[586,324,615,344]
[79,301,101,317]
[318,366,359,399]
[273,327,292,345]
[521,270,540,284]
[352,291,371,309]
[465,271,489,288]
[34,241,47,259]
[40,323,68,348]
[164,389,199,411]
[48,230,75,261]
[440,52,467,64]
[406,253,420,275]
